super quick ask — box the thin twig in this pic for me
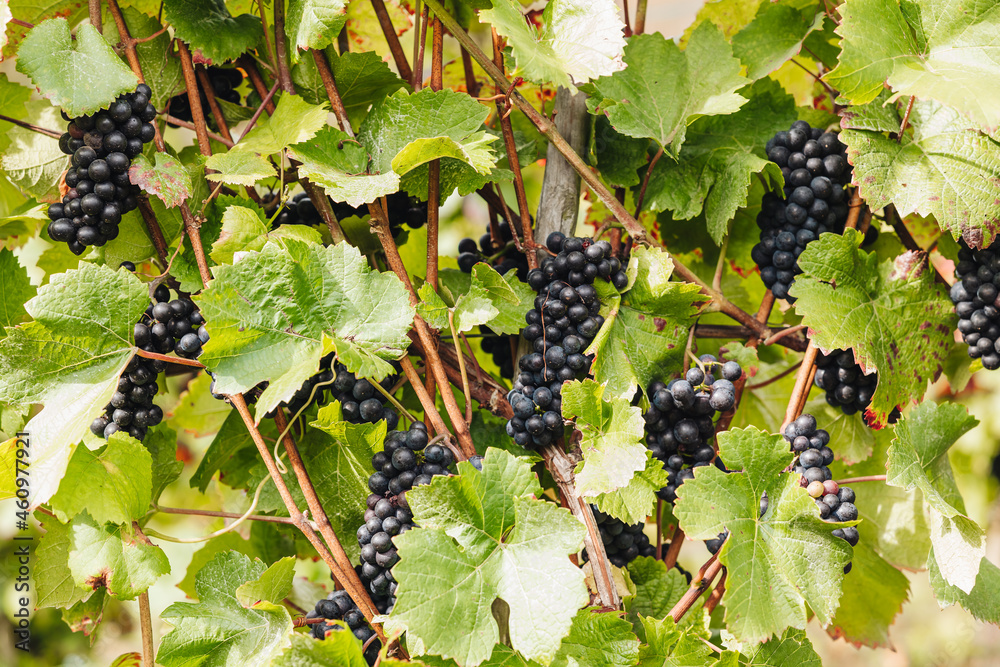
[835,475,887,485]
[400,356,452,438]
[0,114,61,139]
[273,0,295,93]
[240,81,280,142]
[257,0,279,75]
[134,348,205,367]
[634,146,664,217]
[177,41,212,157]
[371,0,413,81]
[133,26,168,44]
[312,50,354,137]
[138,590,154,667]
[634,0,648,34]
[663,527,684,570]
[703,570,727,614]
[897,96,915,142]
[9,18,34,29]
[162,114,235,147]
[424,16,443,289]
[240,56,277,114]
[668,552,724,623]
[448,313,475,424]
[153,504,298,524]
[763,324,807,346]
[745,361,802,390]
[137,196,170,268]
[711,234,729,293]
[621,0,631,36]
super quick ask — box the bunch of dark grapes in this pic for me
[951,239,1000,370]
[323,191,426,238]
[166,67,243,124]
[135,284,209,360]
[357,493,412,604]
[367,422,452,498]
[814,349,900,425]
[642,355,743,503]
[306,589,381,664]
[784,413,859,573]
[90,354,164,441]
[506,233,626,449]
[457,216,529,280]
[586,507,655,567]
[49,84,157,254]
[274,192,323,227]
[752,121,853,301]
[456,218,529,379]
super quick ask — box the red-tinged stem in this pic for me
[312,49,354,137]
[239,81,280,142]
[154,505,298,524]
[10,18,34,29]
[138,591,154,667]
[763,324,807,346]
[668,552,724,623]
[621,0,632,36]
[134,348,204,368]
[694,323,807,352]
[240,56,277,115]
[835,475,887,485]
[137,196,170,268]
[703,569,727,614]
[371,0,413,82]
[655,500,664,560]
[634,146,664,217]
[663,527,684,570]
[162,114,235,147]
[492,29,538,268]
[0,113,61,139]
[540,444,620,610]
[745,361,802,390]
[399,355,452,438]
[897,96,915,142]
[229,394,385,634]
[196,68,234,144]
[634,0,648,34]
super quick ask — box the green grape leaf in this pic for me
[144,423,184,504]
[162,0,263,65]
[49,433,151,526]
[359,88,500,198]
[641,78,794,243]
[729,628,822,666]
[928,552,1000,625]
[235,556,296,607]
[210,203,322,265]
[806,397,875,465]
[36,519,92,609]
[789,229,956,428]
[842,101,1000,248]
[636,615,715,667]
[624,557,688,633]
[0,248,34,335]
[273,631,368,667]
[1,101,68,201]
[550,607,639,667]
[479,0,626,92]
[204,150,277,186]
[839,90,902,133]
[129,153,193,208]
[286,0,348,62]
[169,371,232,437]
[324,50,407,127]
[591,115,650,188]
[391,449,588,666]
[730,2,824,81]
[827,539,909,648]
[887,400,984,593]
[594,453,669,525]
[584,25,749,156]
[561,379,647,498]
[67,512,170,600]
[157,551,293,667]
[289,125,401,207]
[587,246,705,399]
[102,7,184,109]
[62,589,107,636]
[196,241,413,419]
[15,20,138,117]
[189,410,279,493]
[0,263,148,507]
[826,0,1000,130]
[673,427,853,642]
[419,264,526,336]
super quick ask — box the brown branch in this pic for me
[273,0,295,93]
[240,80,280,142]
[540,444,620,609]
[133,26,168,44]
[371,0,413,82]
[634,0,648,34]
[897,96,915,142]
[137,196,170,267]
[746,361,802,390]
[413,333,513,418]
[240,56,278,115]
[703,569,727,614]
[89,0,102,33]
[257,0,279,75]
[177,41,212,157]
[9,18,34,29]
[763,324,807,346]
[312,50,354,137]
[492,29,538,268]
[662,527,684,570]
[0,113,62,139]
[368,202,476,459]
[694,324,808,352]
[138,591,154,667]
[622,0,632,36]
[668,552,723,623]
[195,68,235,144]
[229,394,385,636]
[272,409,384,633]
[153,505,298,524]
[423,17,444,290]
[399,355,452,437]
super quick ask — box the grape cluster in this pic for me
[136,285,209,360]
[306,590,380,665]
[641,356,744,503]
[752,121,853,301]
[457,216,530,280]
[587,507,655,567]
[323,191,427,238]
[274,192,324,227]
[814,349,900,425]
[951,240,1000,370]
[166,67,243,124]
[357,493,412,605]
[367,422,452,498]
[506,233,625,449]
[456,218,530,379]
[784,413,859,573]
[90,354,165,442]
[49,84,158,254]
